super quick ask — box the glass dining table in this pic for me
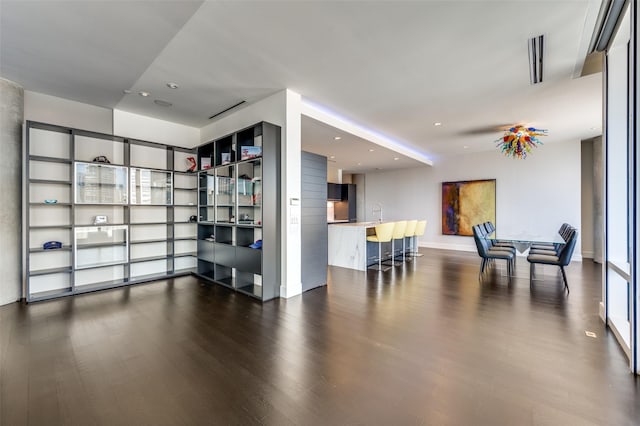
[490,232,566,253]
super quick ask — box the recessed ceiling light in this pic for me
[434,122,442,126]
[357,162,362,166]
[369,148,375,152]
[394,157,399,161]
[334,136,342,140]
[330,155,335,159]
[123,89,132,94]
[154,99,172,107]
[590,126,598,131]
[464,145,469,149]
[138,91,150,97]
[166,82,179,89]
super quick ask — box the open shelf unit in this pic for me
[194,122,281,301]
[24,121,198,302]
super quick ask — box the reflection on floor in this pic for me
[1,249,638,425]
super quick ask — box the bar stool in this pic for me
[408,220,427,257]
[385,221,407,265]
[403,220,418,258]
[366,222,395,271]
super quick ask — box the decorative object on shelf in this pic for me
[44,199,58,204]
[495,125,547,159]
[249,239,262,249]
[186,156,197,172]
[221,152,231,165]
[442,179,496,236]
[201,157,211,170]
[205,235,215,242]
[92,155,110,163]
[43,241,63,250]
[189,215,197,222]
[93,215,108,225]
[240,146,261,160]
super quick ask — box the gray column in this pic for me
[0,78,24,305]
[593,136,604,263]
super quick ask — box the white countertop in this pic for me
[328,221,384,227]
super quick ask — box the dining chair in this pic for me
[527,229,578,292]
[366,222,396,271]
[385,220,408,265]
[472,225,514,280]
[407,220,427,257]
[403,220,418,259]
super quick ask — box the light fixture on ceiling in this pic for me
[434,122,442,126]
[369,148,375,152]
[166,82,179,89]
[357,162,362,166]
[393,157,399,161]
[528,35,544,84]
[496,125,547,159]
[154,99,172,107]
[139,91,150,97]
[123,89,132,94]
[464,146,469,149]
[330,155,335,159]
[334,136,341,140]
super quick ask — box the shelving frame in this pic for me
[24,121,198,302]
[194,121,281,301]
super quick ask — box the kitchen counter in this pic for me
[328,222,383,270]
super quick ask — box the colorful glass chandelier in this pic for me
[496,125,547,159]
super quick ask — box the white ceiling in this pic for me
[1,0,603,171]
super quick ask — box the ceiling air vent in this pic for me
[208,101,246,120]
[528,35,544,85]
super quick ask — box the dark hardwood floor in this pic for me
[1,249,638,425]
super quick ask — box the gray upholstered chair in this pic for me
[527,229,578,292]
[472,225,514,280]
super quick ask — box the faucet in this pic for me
[372,203,383,222]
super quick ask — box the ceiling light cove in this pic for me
[301,99,433,166]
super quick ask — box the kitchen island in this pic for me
[328,222,381,271]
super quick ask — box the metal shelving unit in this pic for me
[194,121,281,301]
[24,121,198,302]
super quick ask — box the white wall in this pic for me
[364,140,582,259]
[25,91,113,134]
[113,110,199,148]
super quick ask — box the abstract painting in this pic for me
[442,179,496,236]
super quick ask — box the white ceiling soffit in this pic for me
[0,1,603,161]
[302,115,426,174]
[0,0,204,108]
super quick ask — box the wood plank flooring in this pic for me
[1,249,639,425]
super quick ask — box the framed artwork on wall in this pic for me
[442,179,496,236]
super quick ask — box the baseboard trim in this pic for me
[582,250,594,259]
[280,282,302,299]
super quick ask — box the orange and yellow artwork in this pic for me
[442,179,496,236]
